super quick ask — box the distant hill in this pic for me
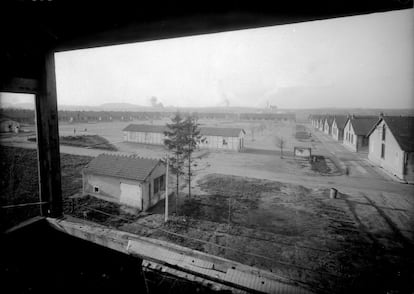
[1,102,35,109]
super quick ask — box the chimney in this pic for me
[379,112,384,118]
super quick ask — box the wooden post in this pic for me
[165,156,169,223]
[35,51,63,218]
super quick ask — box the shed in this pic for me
[122,124,246,151]
[323,116,334,135]
[367,116,414,183]
[331,115,348,142]
[82,154,166,211]
[0,118,20,133]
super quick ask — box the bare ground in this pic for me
[121,173,414,294]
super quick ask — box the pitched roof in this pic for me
[200,127,245,137]
[324,116,334,126]
[368,116,414,152]
[122,124,166,133]
[333,115,348,129]
[83,154,161,181]
[122,124,245,137]
[349,116,378,136]
[0,117,17,123]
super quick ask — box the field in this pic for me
[28,134,117,151]
[121,173,414,293]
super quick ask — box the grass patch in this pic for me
[0,146,92,231]
[28,135,117,151]
[310,155,332,174]
[66,195,139,228]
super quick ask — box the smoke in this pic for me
[150,96,164,108]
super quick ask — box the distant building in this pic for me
[0,118,20,133]
[343,115,378,152]
[318,116,326,132]
[323,116,334,135]
[367,116,414,183]
[311,115,324,130]
[309,114,319,128]
[239,113,295,121]
[331,115,348,142]
[122,124,246,151]
[82,154,166,211]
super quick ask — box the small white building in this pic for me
[122,124,246,151]
[331,115,348,142]
[323,116,334,135]
[367,116,414,183]
[343,115,378,152]
[82,154,166,210]
[0,118,20,133]
[310,115,322,129]
[318,116,326,132]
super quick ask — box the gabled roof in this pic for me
[324,116,334,126]
[200,127,245,137]
[0,117,17,123]
[83,154,161,181]
[123,124,245,137]
[348,116,378,136]
[122,124,167,133]
[333,115,348,129]
[368,116,414,152]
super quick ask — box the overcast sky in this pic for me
[2,9,413,109]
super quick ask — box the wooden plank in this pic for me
[35,52,63,217]
[49,218,313,294]
[0,77,39,94]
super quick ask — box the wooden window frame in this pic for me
[1,55,62,218]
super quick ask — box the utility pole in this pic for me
[165,156,169,223]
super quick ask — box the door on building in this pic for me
[120,183,142,210]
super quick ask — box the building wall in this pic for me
[324,121,332,135]
[124,131,165,145]
[124,130,244,151]
[319,120,325,131]
[331,121,344,141]
[368,120,406,180]
[82,173,147,210]
[343,120,359,152]
[145,163,167,210]
[405,152,414,183]
[0,120,20,133]
[199,134,243,151]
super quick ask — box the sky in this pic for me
[1,8,413,109]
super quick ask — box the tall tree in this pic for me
[164,112,186,215]
[182,115,204,198]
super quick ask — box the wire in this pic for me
[1,201,48,209]
[72,202,343,280]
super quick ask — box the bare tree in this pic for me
[274,136,286,159]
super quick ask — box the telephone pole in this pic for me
[164,156,169,223]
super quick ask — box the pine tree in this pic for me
[182,115,204,198]
[163,112,186,215]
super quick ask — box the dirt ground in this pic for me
[123,173,414,294]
